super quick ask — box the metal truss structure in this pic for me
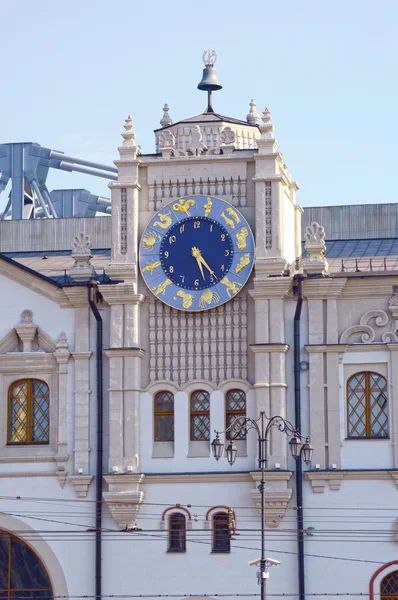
[0,142,117,219]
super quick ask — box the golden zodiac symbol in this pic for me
[153,211,172,229]
[142,260,161,276]
[174,290,194,309]
[152,278,172,296]
[204,197,213,217]
[236,227,249,251]
[220,211,235,229]
[220,276,241,297]
[235,253,251,274]
[225,207,241,224]
[142,231,162,251]
[199,288,221,309]
[172,198,195,217]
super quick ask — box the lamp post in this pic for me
[211,412,313,600]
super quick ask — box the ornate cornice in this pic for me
[249,278,292,299]
[305,344,347,354]
[144,472,253,484]
[63,287,89,308]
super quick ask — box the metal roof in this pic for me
[324,238,398,258]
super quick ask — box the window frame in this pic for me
[226,389,246,440]
[168,512,186,553]
[346,371,389,439]
[212,512,231,553]
[7,378,50,446]
[190,390,210,442]
[154,391,175,442]
[380,570,398,600]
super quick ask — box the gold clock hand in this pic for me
[192,247,206,280]
[198,254,215,276]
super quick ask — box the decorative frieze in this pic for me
[149,296,248,385]
[120,188,127,255]
[265,181,272,250]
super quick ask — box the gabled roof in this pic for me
[154,112,259,132]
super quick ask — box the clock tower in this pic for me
[101,52,302,527]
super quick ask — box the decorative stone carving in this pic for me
[20,309,33,323]
[340,309,398,344]
[265,181,272,250]
[259,107,274,138]
[158,130,175,158]
[246,99,260,124]
[69,232,95,282]
[250,472,293,527]
[160,103,173,127]
[303,222,328,275]
[149,296,248,385]
[103,474,145,529]
[220,127,236,145]
[187,126,207,155]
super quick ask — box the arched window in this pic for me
[154,391,174,441]
[347,372,388,438]
[226,389,246,440]
[190,390,210,441]
[0,529,53,598]
[381,571,398,600]
[8,379,49,445]
[168,513,186,552]
[212,512,230,553]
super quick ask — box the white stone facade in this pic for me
[0,94,397,600]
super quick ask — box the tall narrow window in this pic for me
[226,389,246,440]
[381,571,398,600]
[168,513,186,552]
[347,372,388,438]
[190,390,210,441]
[212,512,230,553]
[8,379,49,445]
[154,391,174,441]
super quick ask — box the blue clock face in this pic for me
[139,195,255,312]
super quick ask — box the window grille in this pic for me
[154,391,174,441]
[190,390,210,441]
[347,372,388,438]
[226,389,246,440]
[8,379,49,445]
[381,570,398,600]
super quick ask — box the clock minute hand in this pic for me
[192,247,206,280]
[198,254,214,276]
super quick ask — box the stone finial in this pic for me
[69,232,95,282]
[247,99,260,124]
[121,115,137,147]
[20,309,33,324]
[303,222,328,275]
[160,103,173,127]
[259,107,274,137]
[72,232,92,255]
[304,222,326,244]
[56,331,69,351]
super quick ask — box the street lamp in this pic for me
[211,412,313,600]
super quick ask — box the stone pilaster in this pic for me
[63,288,92,478]
[388,344,398,468]
[249,279,292,468]
[54,332,70,488]
[304,279,346,468]
[99,284,145,474]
